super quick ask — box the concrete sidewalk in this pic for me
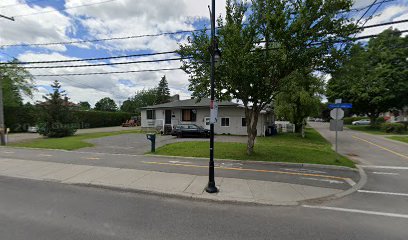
[0,157,344,205]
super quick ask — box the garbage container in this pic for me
[146,133,156,152]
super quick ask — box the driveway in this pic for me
[80,134,249,155]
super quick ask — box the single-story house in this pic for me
[140,98,274,136]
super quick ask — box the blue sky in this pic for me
[0,0,407,106]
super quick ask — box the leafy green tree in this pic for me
[38,80,77,138]
[156,75,171,104]
[120,89,158,114]
[94,97,118,112]
[179,0,357,155]
[79,101,91,110]
[275,71,323,137]
[0,60,35,107]
[327,29,408,125]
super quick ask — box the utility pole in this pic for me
[0,74,6,146]
[0,13,15,145]
[205,0,218,193]
[0,14,15,21]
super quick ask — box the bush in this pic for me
[73,111,132,128]
[381,123,405,133]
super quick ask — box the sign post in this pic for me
[329,100,352,161]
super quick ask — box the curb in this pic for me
[301,164,367,205]
[145,154,358,172]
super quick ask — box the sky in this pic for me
[0,0,407,107]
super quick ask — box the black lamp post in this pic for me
[205,0,220,194]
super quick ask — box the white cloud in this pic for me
[0,0,75,51]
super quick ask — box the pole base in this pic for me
[205,182,218,193]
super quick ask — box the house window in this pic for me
[221,117,230,127]
[182,109,197,121]
[241,118,247,127]
[147,110,156,120]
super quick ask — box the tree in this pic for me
[156,75,171,104]
[275,71,323,137]
[0,60,35,107]
[94,97,118,112]
[120,88,159,114]
[327,29,408,125]
[38,80,77,138]
[179,0,358,155]
[79,101,91,110]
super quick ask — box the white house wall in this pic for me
[142,107,266,136]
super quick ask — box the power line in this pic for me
[13,0,118,18]
[0,50,179,65]
[0,4,400,48]
[32,67,182,77]
[27,29,408,77]
[360,0,387,28]
[0,29,205,48]
[9,57,187,69]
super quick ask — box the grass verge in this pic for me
[154,128,355,168]
[347,125,407,135]
[10,130,143,150]
[388,136,408,144]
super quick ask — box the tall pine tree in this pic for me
[156,75,170,104]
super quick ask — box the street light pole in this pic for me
[205,0,218,193]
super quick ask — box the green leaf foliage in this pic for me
[327,29,408,124]
[94,97,118,112]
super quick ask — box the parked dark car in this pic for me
[171,124,210,138]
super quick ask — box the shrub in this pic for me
[4,105,39,133]
[380,123,405,133]
[73,111,132,128]
[37,122,77,138]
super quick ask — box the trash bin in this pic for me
[146,133,156,152]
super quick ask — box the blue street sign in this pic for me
[328,103,353,109]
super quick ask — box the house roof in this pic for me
[141,98,239,109]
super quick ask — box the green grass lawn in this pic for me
[388,136,408,144]
[10,130,143,150]
[154,128,355,168]
[347,125,407,135]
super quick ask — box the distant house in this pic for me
[140,98,274,136]
[383,106,408,122]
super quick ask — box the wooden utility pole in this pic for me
[0,75,6,145]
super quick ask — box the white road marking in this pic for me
[169,160,191,164]
[361,165,408,170]
[344,178,356,186]
[358,190,408,197]
[3,151,14,154]
[39,154,53,157]
[282,168,327,174]
[302,205,408,219]
[372,172,399,175]
[301,177,344,184]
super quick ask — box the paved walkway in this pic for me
[0,157,344,205]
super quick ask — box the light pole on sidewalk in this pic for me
[206,0,221,194]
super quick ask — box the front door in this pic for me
[204,117,210,130]
[165,110,172,124]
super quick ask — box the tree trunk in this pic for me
[245,106,260,156]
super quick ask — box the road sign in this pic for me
[330,119,344,131]
[328,103,353,109]
[335,99,342,104]
[330,108,344,120]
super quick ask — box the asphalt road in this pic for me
[1,123,408,239]
[1,176,407,240]
[0,147,359,190]
[309,122,408,215]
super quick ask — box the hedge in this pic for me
[4,106,132,132]
[381,123,405,134]
[73,110,132,129]
[4,106,39,133]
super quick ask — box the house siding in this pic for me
[141,106,267,136]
